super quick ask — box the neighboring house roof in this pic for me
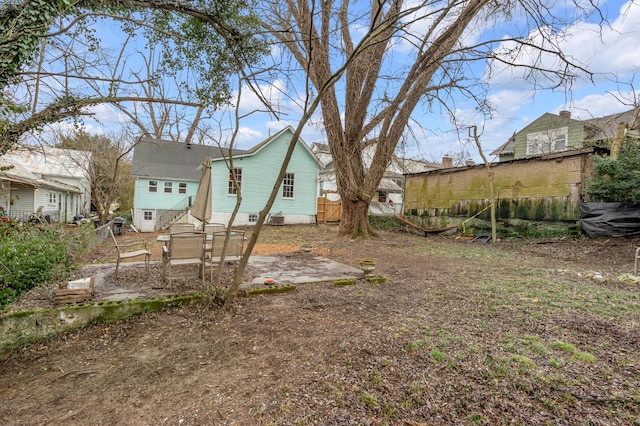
[3,146,90,179]
[0,159,82,193]
[310,142,332,167]
[583,109,637,141]
[491,134,515,156]
[396,157,442,174]
[131,138,244,181]
[210,126,321,166]
[493,109,638,157]
[310,142,330,153]
[378,178,403,192]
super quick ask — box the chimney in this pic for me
[466,159,475,166]
[442,156,453,168]
[559,110,571,119]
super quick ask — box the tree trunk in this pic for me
[338,198,376,239]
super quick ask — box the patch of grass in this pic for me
[551,340,576,352]
[551,340,597,363]
[509,354,536,366]
[549,358,562,368]
[573,351,597,363]
[381,402,396,419]
[371,369,383,384]
[332,388,344,406]
[430,348,446,361]
[469,414,485,424]
[361,392,379,408]
[461,265,640,322]
[417,241,504,260]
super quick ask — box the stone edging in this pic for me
[0,294,204,359]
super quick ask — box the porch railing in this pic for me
[4,209,60,223]
[155,196,192,231]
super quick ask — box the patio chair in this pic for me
[169,223,195,234]
[161,232,206,286]
[203,222,226,235]
[110,228,151,277]
[207,230,245,279]
[203,223,226,252]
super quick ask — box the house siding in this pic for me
[10,185,34,217]
[211,130,318,225]
[133,177,198,210]
[404,151,591,225]
[132,177,199,231]
[513,113,586,160]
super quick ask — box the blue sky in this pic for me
[79,0,640,165]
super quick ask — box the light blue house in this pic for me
[130,127,320,231]
[210,126,320,226]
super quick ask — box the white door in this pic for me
[140,210,156,232]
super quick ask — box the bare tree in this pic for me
[57,129,134,225]
[263,0,601,238]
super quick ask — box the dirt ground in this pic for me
[1,224,640,424]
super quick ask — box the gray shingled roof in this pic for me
[584,109,636,141]
[491,135,515,156]
[131,138,245,181]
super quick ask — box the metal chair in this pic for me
[110,228,151,277]
[203,222,226,236]
[207,230,245,280]
[169,223,196,234]
[203,223,226,253]
[161,232,206,285]
[635,247,640,275]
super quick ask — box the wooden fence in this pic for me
[317,197,341,223]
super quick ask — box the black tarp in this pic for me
[580,202,640,238]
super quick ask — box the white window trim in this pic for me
[282,172,295,199]
[526,127,568,156]
[228,168,242,196]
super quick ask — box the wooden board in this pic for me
[54,288,94,305]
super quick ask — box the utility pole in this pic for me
[469,126,497,243]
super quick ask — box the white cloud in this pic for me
[234,79,289,115]
[84,103,129,125]
[226,127,263,149]
[560,92,635,119]
[486,1,640,90]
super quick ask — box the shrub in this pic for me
[585,143,640,203]
[0,225,91,307]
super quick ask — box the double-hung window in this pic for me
[282,173,295,198]
[228,168,242,195]
[149,180,158,193]
[526,127,568,155]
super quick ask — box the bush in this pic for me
[586,143,640,203]
[0,225,92,307]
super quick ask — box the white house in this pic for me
[310,142,441,214]
[0,147,91,223]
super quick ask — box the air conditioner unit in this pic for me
[270,215,285,226]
